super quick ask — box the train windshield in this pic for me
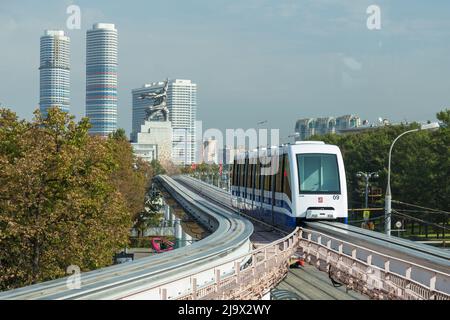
[296,153,340,194]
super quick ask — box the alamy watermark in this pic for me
[66,5,81,30]
[366,5,381,30]
[172,121,282,175]
[66,265,81,289]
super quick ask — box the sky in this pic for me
[0,0,449,140]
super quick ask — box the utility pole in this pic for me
[356,171,379,209]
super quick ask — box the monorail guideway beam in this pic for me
[297,228,450,300]
[178,175,450,300]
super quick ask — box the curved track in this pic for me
[176,176,288,236]
[0,175,253,300]
[304,221,450,273]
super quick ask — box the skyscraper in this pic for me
[132,79,197,165]
[86,23,118,136]
[39,30,70,116]
[169,79,197,165]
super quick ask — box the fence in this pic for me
[299,228,450,300]
[156,228,302,300]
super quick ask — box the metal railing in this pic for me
[121,224,450,300]
[299,228,450,300]
[154,228,302,300]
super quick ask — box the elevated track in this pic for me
[0,175,253,300]
[179,175,450,299]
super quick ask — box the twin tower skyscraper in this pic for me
[39,24,118,136]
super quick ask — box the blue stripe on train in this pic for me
[243,206,297,231]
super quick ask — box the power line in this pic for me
[394,209,449,215]
[391,209,450,231]
[392,200,450,215]
[347,216,384,224]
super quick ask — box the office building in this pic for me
[202,138,219,164]
[132,79,197,165]
[86,23,118,136]
[131,120,173,164]
[39,30,70,115]
[295,114,361,140]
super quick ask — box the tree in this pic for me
[149,159,167,176]
[0,108,138,290]
[108,129,152,223]
[133,188,164,238]
[310,110,449,220]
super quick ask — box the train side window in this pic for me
[241,161,245,188]
[236,161,241,187]
[231,161,236,185]
[249,162,253,189]
[242,159,246,189]
[255,158,260,189]
[260,161,265,191]
[236,161,239,187]
[232,161,235,186]
[263,157,271,192]
[266,174,272,192]
[244,157,249,189]
[283,154,292,201]
[247,158,252,188]
[275,153,283,193]
[239,161,244,187]
[252,160,256,189]
[234,159,239,186]
[242,158,247,188]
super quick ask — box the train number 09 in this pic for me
[333,195,340,200]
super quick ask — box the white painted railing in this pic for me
[155,228,302,300]
[120,224,450,300]
[299,228,450,300]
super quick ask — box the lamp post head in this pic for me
[257,120,268,126]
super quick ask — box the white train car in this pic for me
[230,141,347,230]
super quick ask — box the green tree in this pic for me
[133,188,164,238]
[310,110,449,221]
[0,108,139,290]
[108,129,152,223]
[149,159,167,176]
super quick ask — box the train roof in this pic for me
[234,141,341,160]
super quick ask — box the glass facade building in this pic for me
[168,79,197,165]
[132,79,197,165]
[294,115,361,140]
[39,30,70,116]
[86,23,118,136]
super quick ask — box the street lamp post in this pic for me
[356,171,379,209]
[384,122,440,236]
[287,132,300,144]
[257,120,268,126]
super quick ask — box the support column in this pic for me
[174,218,183,248]
[164,205,171,222]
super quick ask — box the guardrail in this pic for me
[299,228,450,300]
[153,228,301,300]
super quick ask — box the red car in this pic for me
[151,237,174,253]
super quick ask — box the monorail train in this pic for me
[230,141,347,230]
